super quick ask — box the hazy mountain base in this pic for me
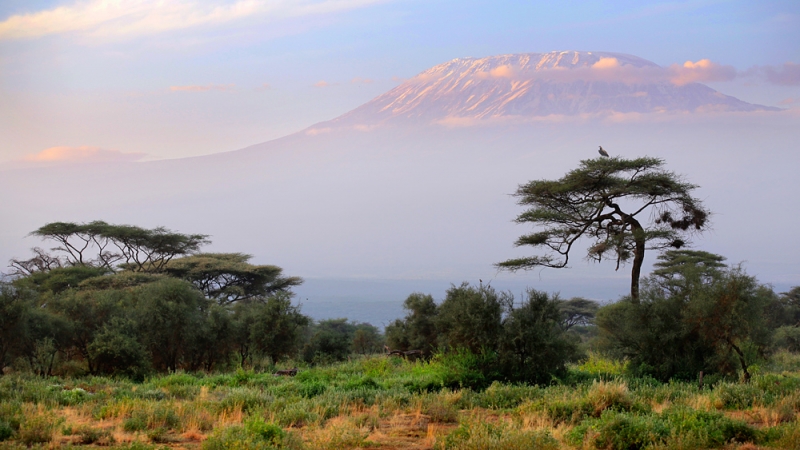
[1,112,798,297]
[0,351,799,449]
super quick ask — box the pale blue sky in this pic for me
[1,0,798,162]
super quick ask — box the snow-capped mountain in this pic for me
[328,51,777,126]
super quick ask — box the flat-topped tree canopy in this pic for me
[497,156,710,301]
[20,221,209,274]
[163,253,303,305]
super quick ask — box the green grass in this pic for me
[0,353,798,448]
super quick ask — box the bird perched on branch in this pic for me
[598,146,609,157]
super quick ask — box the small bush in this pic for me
[425,399,459,423]
[0,420,13,441]
[475,381,541,409]
[585,380,637,416]
[76,425,114,445]
[712,382,762,409]
[298,381,327,398]
[575,352,628,376]
[202,421,302,450]
[590,411,670,450]
[60,387,91,405]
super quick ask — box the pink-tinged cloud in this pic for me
[313,80,330,87]
[476,64,516,79]
[592,57,620,69]
[762,62,800,86]
[0,0,388,41]
[23,146,146,163]
[668,59,737,85]
[779,97,797,105]
[457,57,742,87]
[170,84,235,92]
[351,77,373,84]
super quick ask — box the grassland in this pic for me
[1,351,800,449]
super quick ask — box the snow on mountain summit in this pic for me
[327,51,777,127]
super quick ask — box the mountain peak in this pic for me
[326,51,778,127]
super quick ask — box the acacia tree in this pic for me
[496,156,710,301]
[15,221,209,273]
[163,253,302,305]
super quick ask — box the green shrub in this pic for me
[298,381,327,398]
[0,402,22,434]
[587,411,669,450]
[60,387,91,405]
[774,326,800,352]
[662,407,757,446]
[475,381,541,409]
[202,421,302,450]
[0,420,13,441]
[76,425,114,445]
[123,414,148,432]
[713,382,762,409]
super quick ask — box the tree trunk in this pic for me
[629,221,646,302]
[727,338,750,383]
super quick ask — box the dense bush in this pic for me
[386,284,582,385]
[597,253,776,381]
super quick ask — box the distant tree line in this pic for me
[2,210,798,386]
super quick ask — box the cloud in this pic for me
[0,0,387,41]
[779,97,797,105]
[476,64,516,79]
[170,84,235,92]
[457,57,751,87]
[22,146,146,163]
[592,57,620,69]
[305,127,332,135]
[351,77,373,84]
[761,62,800,86]
[313,80,330,87]
[668,59,736,85]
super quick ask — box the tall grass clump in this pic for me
[436,419,559,450]
[17,405,63,446]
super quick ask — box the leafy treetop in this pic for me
[497,156,710,300]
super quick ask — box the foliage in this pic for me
[499,289,580,383]
[497,156,710,300]
[385,292,438,354]
[597,253,775,381]
[435,283,508,354]
[17,220,209,273]
[163,253,303,305]
[235,293,310,365]
[351,323,384,355]
[302,319,358,364]
[774,326,800,352]
[89,317,151,379]
[559,296,600,330]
